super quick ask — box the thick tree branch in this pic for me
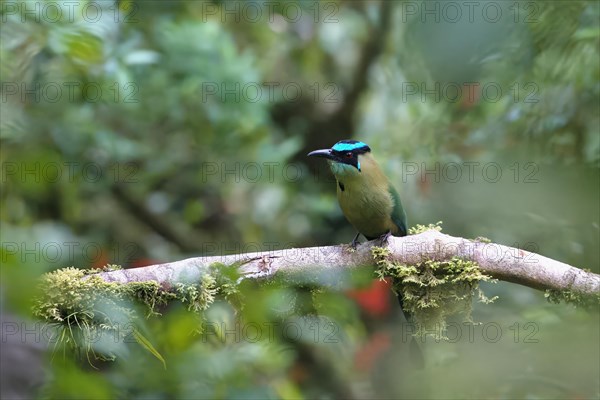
[95,230,600,297]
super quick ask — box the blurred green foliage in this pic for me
[1,0,599,399]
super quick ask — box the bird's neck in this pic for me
[331,153,389,188]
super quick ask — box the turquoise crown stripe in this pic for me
[332,141,368,152]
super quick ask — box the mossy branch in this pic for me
[90,230,599,300]
[33,229,599,363]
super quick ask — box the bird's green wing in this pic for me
[389,184,407,237]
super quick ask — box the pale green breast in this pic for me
[336,178,398,239]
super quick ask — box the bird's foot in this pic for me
[350,232,361,249]
[378,231,392,246]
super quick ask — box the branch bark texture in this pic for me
[95,231,600,296]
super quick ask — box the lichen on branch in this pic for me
[32,263,237,364]
[372,245,498,340]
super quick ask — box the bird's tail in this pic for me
[397,293,425,369]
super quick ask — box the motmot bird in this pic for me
[307,140,407,247]
[308,139,424,367]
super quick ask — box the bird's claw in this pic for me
[379,231,392,246]
[350,232,361,249]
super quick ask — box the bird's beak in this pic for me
[307,149,334,160]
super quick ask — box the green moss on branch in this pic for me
[545,288,600,309]
[372,243,498,340]
[32,263,237,364]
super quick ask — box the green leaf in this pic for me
[132,328,166,369]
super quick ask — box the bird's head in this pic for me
[307,140,371,177]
